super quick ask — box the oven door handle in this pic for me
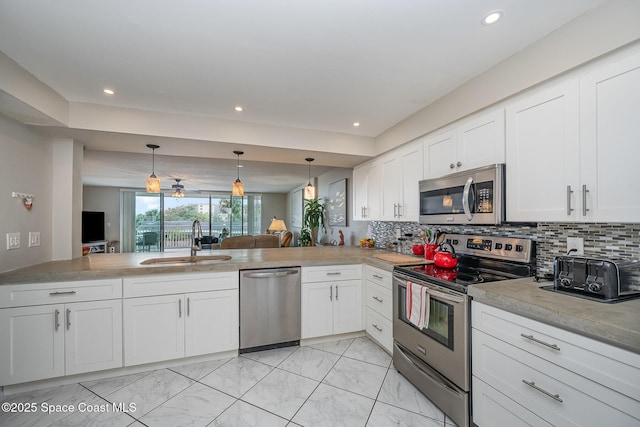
[394,277,465,304]
[462,176,474,221]
[427,288,465,304]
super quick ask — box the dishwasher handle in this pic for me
[242,269,300,279]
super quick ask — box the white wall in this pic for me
[0,114,53,272]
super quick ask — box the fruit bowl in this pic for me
[359,238,375,248]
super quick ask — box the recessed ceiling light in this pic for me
[103,88,115,95]
[235,106,243,112]
[353,122,360,127]
[482,10,503,26]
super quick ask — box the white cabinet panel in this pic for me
[505,80,580,222]
[365,308,392,353]
[352,162,381,221]
[0,305,65,385]
[124,295,184,366]
[424,129,457,179]
[65,300,122,375]
[332,279,363,335]
[301,281,334,339]
[185,290,238,357]
[580,51,640,222]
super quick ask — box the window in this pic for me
[123,191,261,252]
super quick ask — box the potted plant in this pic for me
[303,197,325,246]
[298,228,312,247]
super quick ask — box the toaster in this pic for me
[553,256,640,301]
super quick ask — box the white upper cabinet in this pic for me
[506,47,640,223]
[506,80,580,222]
[352,161,381,221]
[381,141,423,222]
[579,51,640,222]
[423,108,505,179]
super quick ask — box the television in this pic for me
[82,211,105,243]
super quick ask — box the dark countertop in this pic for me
[468,277,640,354]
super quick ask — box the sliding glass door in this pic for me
[122,191,261,253]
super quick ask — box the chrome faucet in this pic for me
[191,219,203,257]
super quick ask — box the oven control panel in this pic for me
[444,234,533,263]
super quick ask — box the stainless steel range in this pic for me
[392,234,535,427]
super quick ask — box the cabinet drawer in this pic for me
[473,329,640,426]
[302,264,362,283]
[472,301,640,402]
[472,377,552,427]
[365,266,392,290]
[366,308,392,353]
[123,271,238,298]
[0,279,122,308]
[366,281,392,319]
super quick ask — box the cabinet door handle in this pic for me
[566,186,574,216]
[456,161,462,167]
[326,272,342,276]
[178,299,182,318]
[372,296,384,303]
[372,274,383,279]
[329,285,333,301]
[397,204,402,218]
[582,185,590,216]
[450,163,455,169]
[54,309,60,331]
[520,334,560,351]
[66,309,71,330]
[522,379,563,403]
[49,291,77,296]
[187,297,190,316]
[372,324,383,332]
[335,285,339,300]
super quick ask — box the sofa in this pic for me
[219,234,280,249]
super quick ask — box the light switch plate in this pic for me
[6,233,20,250]
[29,231,40,247]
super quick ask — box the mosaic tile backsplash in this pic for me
[369,221,640,275]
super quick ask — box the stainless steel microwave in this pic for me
[419,164,505,225]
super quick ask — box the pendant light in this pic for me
[232,150,244,196]
[146,144,160,193]
[304,157,315,199]
[171,178,185,198]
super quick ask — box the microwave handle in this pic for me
[462,176,474,221]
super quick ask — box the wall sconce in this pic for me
[12,192,35,210]
[146,144,160,193]
[304,157,315,199]
[232,150,244,196]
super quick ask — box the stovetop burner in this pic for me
[394,234,536,293]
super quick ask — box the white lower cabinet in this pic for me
[0,279,123,386]
[364,265,393,353]
[123,272,239,367]
[472,301,640,427]
[301,265,362,339]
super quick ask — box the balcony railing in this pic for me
[136,221,247,251]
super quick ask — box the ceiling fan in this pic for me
[170,178,185,198]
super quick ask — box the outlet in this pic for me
[29,231,41,247]
[567,237,584,256]
[6,232,21,250]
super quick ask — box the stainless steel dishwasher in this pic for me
[239,267,301,353]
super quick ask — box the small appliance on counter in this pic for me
[551,256,640,302]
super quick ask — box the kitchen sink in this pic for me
[140,255,232,265]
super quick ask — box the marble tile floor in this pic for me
[1,337,458,427]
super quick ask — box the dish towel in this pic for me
[406,281,430,330]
